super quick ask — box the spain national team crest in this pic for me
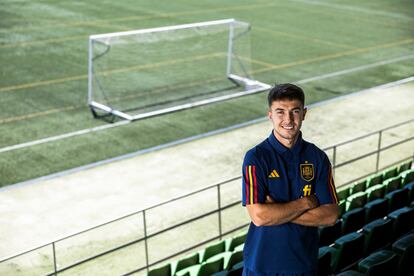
[300,162,314,181]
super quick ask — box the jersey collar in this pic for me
[268,131,304,156]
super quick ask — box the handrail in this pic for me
[1,118,413,274]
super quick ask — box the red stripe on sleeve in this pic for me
[328,167,339,204]
[253,165,258,203]
[245,166,250,204]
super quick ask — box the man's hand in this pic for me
[301,194,319,209]
[247,194,319,226]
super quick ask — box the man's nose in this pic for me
[286,112,294,121]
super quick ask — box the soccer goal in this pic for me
[88,19,271,121]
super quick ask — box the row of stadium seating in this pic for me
[318,204,414,275]
[326,230,414,276]
[148,160,414,276]
[148,232,246,276]
[336,160,414,216]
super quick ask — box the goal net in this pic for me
[88,19,270,121]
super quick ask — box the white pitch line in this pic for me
[0,120,130,154]
[5,75,414,191]
[296,54,414,84]
[289,0,414,21]
[0,54,414,155]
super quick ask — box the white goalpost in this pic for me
[88,19,270,121]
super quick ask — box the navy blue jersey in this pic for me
[242,131,338,274]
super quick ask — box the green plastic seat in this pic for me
[331,232,365,273]
[349,179,367,194]
[337,187,350,201]
[385,188,409,213]
[401,169,414,186]
[225,250,243,270]
[388,207,414,239]
[392,232,414,276]
[397,159,412,174]
[342,207,366,234]
[404,182,414,202]
[362,217,393,255]
[174,252,200,274]
[198,257,224,276]
[175,257,224,276]
[383,175,402,193]
[338,199,346,217]
[367,173,383,188]
[318,246,333,276]
[227,232,247,252]
[365,184,385,202]
[346,191,367,212]
[200,240,225,262]
[364,197,388,223]
[358,250,399,276]
[382,166,398,181]
[148,263,171,276]
[318,219,342,247]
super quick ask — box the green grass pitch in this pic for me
[0,0,413,187]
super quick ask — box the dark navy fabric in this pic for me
[241,131,338,274]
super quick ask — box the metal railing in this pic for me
[0,118,413,275]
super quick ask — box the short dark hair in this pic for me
[267,83,305,107]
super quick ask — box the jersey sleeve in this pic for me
[242,149,268,206]
[315,154,339,205]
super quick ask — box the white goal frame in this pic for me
[88,19,271,121]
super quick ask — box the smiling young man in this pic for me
[242,83,339,276]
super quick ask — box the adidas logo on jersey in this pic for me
[268,169,280,178]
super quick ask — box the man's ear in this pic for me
[302,107,307,120]
[268,109,272,120]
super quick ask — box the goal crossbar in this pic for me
[88,19,271,121]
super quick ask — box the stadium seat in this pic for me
[200,240,225,262]
[397,159,412,174]
[331,232,365,273]
[336,270,365,276]
[401,169,414,186]
[383,175,402,193]
[345,192,367,212]
[342,207,365,234]
[338,199,346,217]
[148,263,171,276]
[318,219,342,247]
[357,250,399,276]
[206,248,243,272]
[362,217,393,255]
[382,166,398,180]
[349,179,366,195]
[403,181,414,202]
[226,261,243,276]
[227,232,247,252]
[364,197,389,223]
[388,207,414,239]
[198,257,224,276]
[318,247,333,276]
[174,252,200,274]
[385,188,409,213]
[175,257,224,276]
[337,187,350,201]
[225,250,243,271]
[365,184,385,202]
[366,173,382,188]
[392,232,414,276]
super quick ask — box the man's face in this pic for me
[268,99,307,147]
